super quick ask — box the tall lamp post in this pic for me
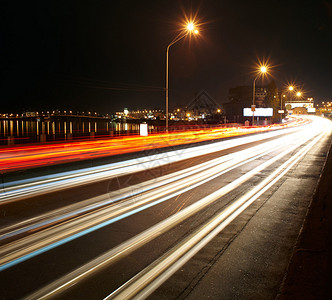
[166,22,198,132]
[279,85,294,122]
[252,66,267,125]
[280,93,285,122]
[288,85,294,102]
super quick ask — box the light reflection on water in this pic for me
[0,119,155,145]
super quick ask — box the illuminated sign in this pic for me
[140,123,148,136]
[285,102,314,109]
[243,108,273,117]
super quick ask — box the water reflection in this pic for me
[10,120,14,136]
[0,118,156,145]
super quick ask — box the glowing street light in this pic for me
[260,66,267,73]
[279,94,286,122]
[279,85,295,121]
[252,65,268,125]
[286,84,297,103]
[187,22,194,31]
[165,21,199,132]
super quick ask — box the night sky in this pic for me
[1,0,331,114]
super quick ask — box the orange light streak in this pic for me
[0,120,308,173]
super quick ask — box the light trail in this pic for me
[0,124,305,204]
[0,130,304,270]
[0,116,330,299]
[23,117,331,299]
[0,125,307,238]
[105,125,330,300]
[0,118,308,172]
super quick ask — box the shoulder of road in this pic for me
[277,135,332,299]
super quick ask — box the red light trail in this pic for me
[0,120,307,173]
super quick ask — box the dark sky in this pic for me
[1,0,331,114]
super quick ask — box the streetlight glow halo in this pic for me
[260,66,267,73]
[187,22,195,31]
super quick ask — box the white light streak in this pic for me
[1,131,304,269]
[24,118,331,299]
[1,125,304,204]
[106,128,329,300]
[2,116,331,299]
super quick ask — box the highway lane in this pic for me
[0,116,331,299]
[0,124,303,203]
[0,125,305,231]
[0,119,305,172]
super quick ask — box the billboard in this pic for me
[243,108,273,117]
[284,102,314,109]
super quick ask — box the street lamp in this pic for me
[288,85,294,102]
[252,65,268,125]
[279,85,294,121]
[280,94,286,122]
[165,22,198,132]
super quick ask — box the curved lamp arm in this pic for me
[165,31,188,132]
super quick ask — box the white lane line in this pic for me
[0,135,291,270]
[24,127,323,300]
[0,131,296,241]
[0,126,301,203]
[105,128,328,300]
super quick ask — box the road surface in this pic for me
[0,116,331,299]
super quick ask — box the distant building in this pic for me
[223,85,267,123]
[223,85,268,123]
[171,106,186,121]
[255,87,268,107]
[223,86,249,123]
[228,86,251,104]
[116,109,164,120]
[292,107,308,114]
[24,111,37,117]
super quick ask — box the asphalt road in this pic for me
[0,116,331,299]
